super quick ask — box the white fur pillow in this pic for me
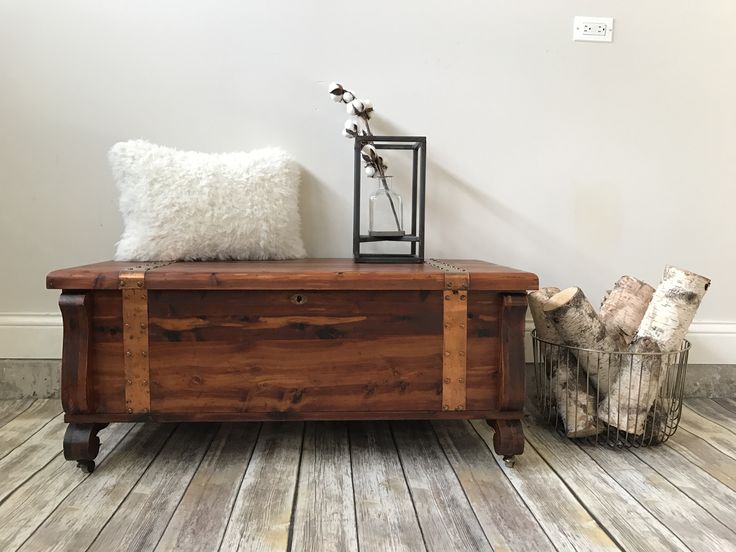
[109,140,306,261]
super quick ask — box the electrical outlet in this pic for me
[573,16,614,42]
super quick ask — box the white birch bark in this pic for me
[529,288,600,437]
[598,266,710,434]
[543,287,626,396]
[600,276,655,345]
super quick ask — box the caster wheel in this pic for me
[503,455,516,468]
[77,460,95,473]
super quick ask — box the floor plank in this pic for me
[678,406,736,460]
[290,422,358,552]
[665,427,736,491]
[715,398,736,415]
[0,423,133,552]
[470,419,619,552]
[87,423,217,552]
[583,445,736,551]
[0,413,67,504]
[524,422,689,552]
[0,400,34,429]
[686,399,736,433]
[433,420,553,551]
[155,423,261,552]
[0,400,62,460]
[630,442,736,531]
[220,422,304,552]
[392,421,492,552]
[19,423,175,552]
[349,421,426,552]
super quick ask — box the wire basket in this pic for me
[532,330,690,447]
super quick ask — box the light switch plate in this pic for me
[573,16,614,42]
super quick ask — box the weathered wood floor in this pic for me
[0,399,735,551]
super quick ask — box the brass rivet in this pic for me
[459,323,465,329]
[444,323,449,329]
[127,379,132,384]
[127,408,133,413]
[125,350,132,357]
[459,351,465,357]
[141,351,147,357]
[119,280,126,287]
[445,295,450,301]
[445,351,450,356]
[458,378,465,383]
[442,404,450,411]
[444,377,451,384]
[124,323,130,328]
[137,281,144,288]
[143,380,148,385]
[140,323,146,329]
[455,405,464,411]
[460,295,467,301]
[141,294,147,300]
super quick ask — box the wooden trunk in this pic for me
[47,259,538,470]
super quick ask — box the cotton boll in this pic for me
[347,99,365,115]
[332,94,343,103]
[328,82,343,95]
[342,91,354,102]
[342,128,352,138]
[362,99,373,111]
[361,144,377,162]
[365,165,376,177]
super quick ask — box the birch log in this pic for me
[598,266,710,434]
[529,288,601,437]
[600,276,655,345]
[543,288,626,396]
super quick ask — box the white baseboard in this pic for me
[0,313,734,364]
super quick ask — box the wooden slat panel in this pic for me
[0,423,133,552]
[89,292,126,413]
[0,399,34,428]
[150,337,443,413]
[349,421,426,552]
[0,413,67,504]
[155,423,261,552]
[392,421,493,552]
[524,422,689,552]
[584,443,736,551]
[20,423,175,552]
[291,422,358,552]
[0,399,62,460]
[498,294,527,411]
[220,422,304,552]
[433,420,553,551]
[470,420,617,551]
[47,259,538,291]
[466,293,500,410]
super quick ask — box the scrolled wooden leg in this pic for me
[63,423,108,473]
[487,419,524,459]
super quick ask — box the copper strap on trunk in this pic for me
[118,262,171,414]
[429,259,470,411]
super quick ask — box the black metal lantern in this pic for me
[353,135,427,263]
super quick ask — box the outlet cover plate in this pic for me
[573,16,614,42]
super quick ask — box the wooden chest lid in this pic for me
[46,259,538,292]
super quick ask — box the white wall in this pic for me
[1,1,734,362]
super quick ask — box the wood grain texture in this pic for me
[290,422,358,552]
[0,413,67,504]
[665,427,736,491]
[220,422,304,552]
[47,259,538,291]
[59,292,92,413]
[122,286,151,414]
[19,423,175,552]
[0,399,62,460]
[678,405,736,460]
[524,422,689,552]
[349,421,426,552]
[498,294,527,411]
[0,423,133,551]
[470,420,618,552]
[583,444,736,551]
[87,424,215,552]
[433,420,552,551]
[630,442,736,531]
[0,399,33,428]
[686,398,736,432]
[392,421,492,552]
[155,423,261,552]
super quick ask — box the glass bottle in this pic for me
[368,176,404,237]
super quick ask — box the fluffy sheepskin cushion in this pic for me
[109,140,307,261]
